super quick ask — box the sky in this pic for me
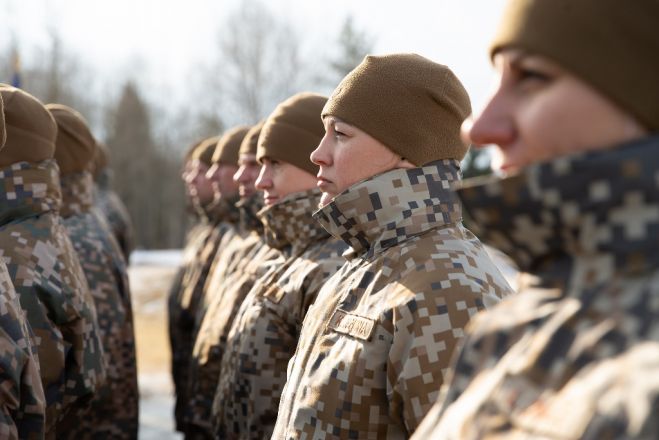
[2,0,508,122]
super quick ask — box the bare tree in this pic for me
[217,0,302,123]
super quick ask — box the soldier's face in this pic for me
[206,163,239,201]
[234,154,262,199]
[189,161,214,206]
[312,117,403,208]
[255,158,317,206]
[463,50,647,174]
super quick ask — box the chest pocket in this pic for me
[326,309,377,342]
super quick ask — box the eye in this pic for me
[517,67,551,84]
[333,125,347,138]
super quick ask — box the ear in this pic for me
[396,157,416,169]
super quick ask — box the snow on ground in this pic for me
[129,251,183,439]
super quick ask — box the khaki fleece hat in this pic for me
[214,126,250,165]
[322,54,472,166]
[0,94,5,149]
[0,84,57,167]
[238,122,264,158]
[491,0,659,131]
[47,104,97,175]
[93,142,110,177]
[257,92,326,176]
[192,136,221,167]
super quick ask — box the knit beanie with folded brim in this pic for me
[47,103,97,175]
[238,122,264,158]
[214,126,250,165]
[192,136,221,167]
[257,92,326,176]
[0,84,57,167]
[491,0,659,131]
[322,53,472,166]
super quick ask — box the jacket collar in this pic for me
[236,192,265,233]
[258,188,329,250]
[203,194,240,225]
[458,135,659,281]
[60,171,94,218]
[314,159,462,258]
[0,159,62,227]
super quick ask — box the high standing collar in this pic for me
[59,171,94,218]
[314,159,462,258]
[458,135,659,281]
[0,159,61,227]
[258,188,328,250]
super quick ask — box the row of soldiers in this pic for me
[0,84,138,439]
[169,0,659,438]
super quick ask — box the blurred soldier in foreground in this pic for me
[0,92,46,440]
[272,55,512,438]
[93,142,134,262]
[413,0,659,438]
[212,93,347,439]
[48,103,139,439]
[0,84,105,438]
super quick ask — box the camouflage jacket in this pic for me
[0,160,105,436]
[58,171,138,439]
[273,160,512,439]
[95,169,134,262]
[169,198,239,431]
[212,189,347,439]
[0,262,45,439]
[185,194,283,438]
[413,136,659,440]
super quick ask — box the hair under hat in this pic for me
[322,53,472,166]
[47,103,97,175]
[0,84,57,167]
[257,92,326,176]
[491,0,659,131]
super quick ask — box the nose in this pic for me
[466,91,516,149]
[310,135,331,167]
[206,164,219,180]
[233,165,246,184]
[254,165,271,190]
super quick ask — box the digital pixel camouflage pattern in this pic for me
[0,262,45,439]
[212,188,347,439]
[57,171,138,439]
[95,168,134,262]
[412,136,659,440]
[0,160,105,437]
[273,160,512,439]
[168,216,214,432]
[185,194,283,438]
[169,197,239,432]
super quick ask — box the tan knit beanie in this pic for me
[238,122,264,157]
[491,0,659,131]
[322,54,472,166]
[0,84,56,167]
[47,104,97,175]
[214,126,250,165]
[192,136,221,167]
[92,142,110,178]
[257,93,326,176]
[0,94,5,149]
